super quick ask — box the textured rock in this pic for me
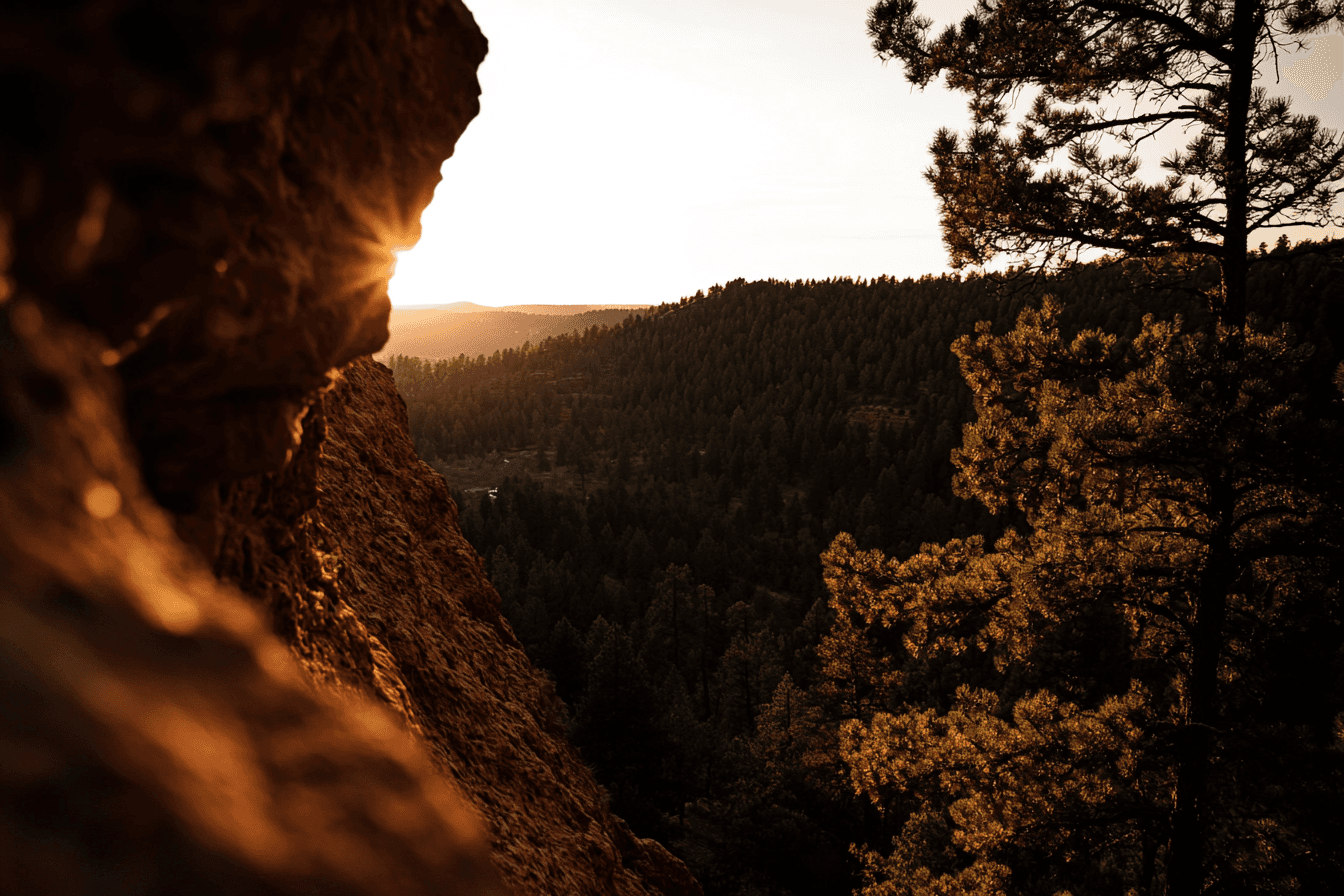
[1,1,698,894]
[0,306,503,896]
[216,357,702,896]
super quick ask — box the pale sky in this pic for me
[389,1,1344,308]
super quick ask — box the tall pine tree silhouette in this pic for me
[868,0,1343,325]
[828,0,1344,892]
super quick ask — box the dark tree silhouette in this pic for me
[827,2,1344,892]
[869,0,1344,324]
[825,302,1344,895]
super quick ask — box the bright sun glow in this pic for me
[389,0,1344,308]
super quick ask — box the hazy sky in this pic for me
[388,0,1344,308]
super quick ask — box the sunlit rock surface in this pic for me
[217,358,702,896]
[0,1,698,893]
[0,305,503,895]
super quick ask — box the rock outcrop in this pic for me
[1,290,503,896]
[214,357,700,896]
[0,2,699,894]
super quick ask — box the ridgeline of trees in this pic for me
[388,240,1341,896]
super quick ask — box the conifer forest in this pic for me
[390,0,1344,893]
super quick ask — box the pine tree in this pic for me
[571,623,670,834]
[868,0,1344,326]
[840,1,1344,890]
[824,300,1344,895]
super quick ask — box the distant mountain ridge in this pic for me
[395,301,652,315]
[378,304,654,363]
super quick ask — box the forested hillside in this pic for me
[389,244,1342,896]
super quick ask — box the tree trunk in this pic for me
[1169,4,1261,885]
[1217,0,1260,332]
[1167,473,1234,896]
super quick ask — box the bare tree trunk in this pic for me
[1217,0,1260,332]
[1167,474,1233,896]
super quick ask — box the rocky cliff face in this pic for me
[0,2,697,894]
